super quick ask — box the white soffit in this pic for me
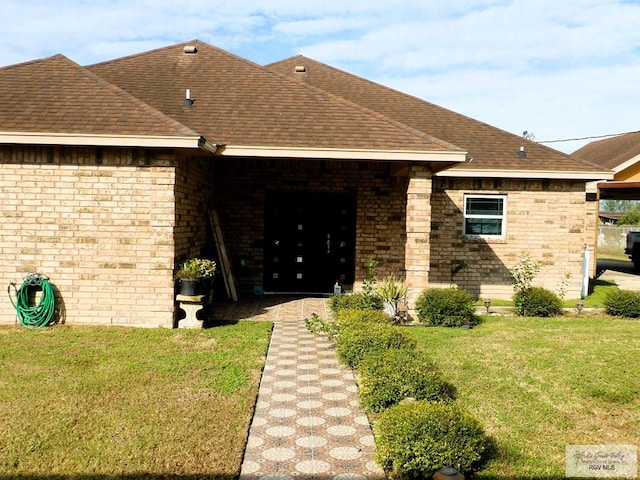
[435,168,614,181]
[219,145,467,162]
[0,132,219,153]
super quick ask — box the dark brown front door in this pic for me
[264,191,356,293]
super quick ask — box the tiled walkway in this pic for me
[214,296,385,480]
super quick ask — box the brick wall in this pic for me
[0,145,594,327]
[429,177,590,300]
[174,155,216,262]
[0,145,179,327]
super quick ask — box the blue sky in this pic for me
[1,0,639,153]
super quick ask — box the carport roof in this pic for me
[597,181,640,200]
[87,40,465,162]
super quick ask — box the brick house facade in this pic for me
[0,41,612,327]
[0,146,216,327]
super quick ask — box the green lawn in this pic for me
[3,310,638,480]
[0,322,272,478]
[407,316,640,479]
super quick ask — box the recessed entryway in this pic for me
[264,191,356,293]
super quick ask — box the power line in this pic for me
[538,130,640,144]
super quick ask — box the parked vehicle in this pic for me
[624,231,640,271]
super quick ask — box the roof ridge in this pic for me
[264,54,304,68]
[87,39,266,70]
[0,53,67,71]
[86,41,200,68]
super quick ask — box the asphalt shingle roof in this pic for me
[0,54,200,138]
[0,40,616,178]
[266,55,610,176]
[88,41,461,153]
[573,131,640,170]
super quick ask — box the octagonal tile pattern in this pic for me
[238,297,385,480]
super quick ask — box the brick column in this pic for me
[405,166,432,308]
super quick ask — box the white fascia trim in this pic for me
[435,168,615,180]
[0,132,217,152]
[613,153,640,174]
[220,145,467,162]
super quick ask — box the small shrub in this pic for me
[335,322,416,369]
[604,289,640,318]
[304,312,339,339]
[358,349,456,413]
[514,287,563,317]
[374,401,493,479]
[174,257,217,280]
[414,288,478,326]
[375,276,408,303]
[329,293,383,313]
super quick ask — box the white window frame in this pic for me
[463,194,507,239]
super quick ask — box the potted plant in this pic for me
[375,276,408,319]
[175,258,217,296]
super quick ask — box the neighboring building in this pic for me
[573,131,640,202]
[0,40,612,327]
[598,212,622,225]
[574,132,640,182]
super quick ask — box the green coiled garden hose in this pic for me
[8,273,56,329]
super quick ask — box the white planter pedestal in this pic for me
[176,294,206,328]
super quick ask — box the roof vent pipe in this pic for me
[295,65,306,73]
[518,146,527,159]
[182,88,194,107]
[183,45,197,54]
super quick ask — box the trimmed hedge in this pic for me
[414,288,478,326]
[334,308,394,326]
[358,349,456,413]
[309,289,492,479]
[374,401,493,479]
[335,321,416,369]
[305,308,392,339]
[329,292,383,313]
[605,289,640,318]
[514,287,563,317]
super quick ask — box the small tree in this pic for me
[361,257,380,309]
[556,271,572,300]
[509,252,541,293]
[600,199,639,213]
[509,252,542,314]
